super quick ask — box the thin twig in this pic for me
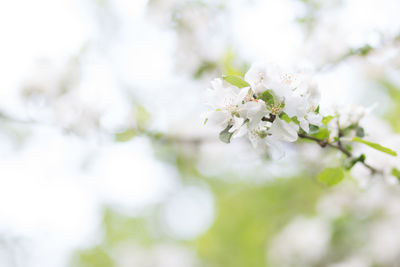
[298,133,381,174]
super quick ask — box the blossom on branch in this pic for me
[204,63,398,184]
[205,63,322,156]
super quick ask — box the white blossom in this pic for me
[205,63,323,156]
[269,117,299,142]
[245,63,322,132]
[206,77,269,139]
[206,78,252,129]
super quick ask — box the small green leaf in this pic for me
[342,124,357,136]
[291,116,300,125]
[309,125,320,135]
[260,90,275,106]
[204,118,209,125]
[223,75,250,88]
[356,126,365,138]
[392,168,400,180]
[115,129,138,142]
[312,128,330,140]
[315,106,320,113]
[322,116,334,125]
[318,167,345,186]
[278,113,300,125]
[345,144,353,152]
[352,137,397,156]
[222,49,245,77]
[343,154,366,170]
[279,113,292,123]
[136,106,151,130]
[219,125,233,144]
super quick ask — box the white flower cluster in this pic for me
[206,63,322,155]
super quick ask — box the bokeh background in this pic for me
[1,0,400,266]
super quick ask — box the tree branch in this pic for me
[298,133,381,175]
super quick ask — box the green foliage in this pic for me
[279,112,292,123]
[102,208,154,246]
[115,128,138,142]
[312,127,330,140]
[355,126,365,138]
[291,116,300,124]
[329,213,370,261]
[352,137,397,156]
[193,50,247,79]
[341,124,357,136]
[72,247,114,267]
[379,80,400,133]
[260,90,275,106]
[318,167,345,186]
[70,208,157,267]
[279,112,300,125]
[136,106,151,130]
[223,75,250,88]
[343,154,366,170]
[309,124,320,135]
[392,168,400,180]
[222,49,247,77]
[219,125,233,143]
[322,116,334,125]
[197,177,322,267]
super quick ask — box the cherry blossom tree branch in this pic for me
[298,133,381,175]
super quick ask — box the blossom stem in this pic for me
[262,114,276,123]
[298,133,381,175]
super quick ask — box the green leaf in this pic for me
[278,113,300,125]
[343,154,366,170]
[392,168,400,180]
[223,75,250,88]
[75,247,114,267]
[345,144,353,152]
[219,125,233,143]
[291,116,300,125]
[352,137,397,156]
[309,125,320,135]
[312,128,330,140]
[322,116,334,125]
[136,106,151,130]
[115,129,138,142]
[260,90,274,106]
[356,126,365,138]
[318,167,345,186]
[204,118,209,125]
[222,49,245,77]
[279,113,292,123]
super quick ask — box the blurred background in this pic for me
[1,0,400,266]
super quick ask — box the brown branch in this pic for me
[298,133,381,175]
[262,114,276,123]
